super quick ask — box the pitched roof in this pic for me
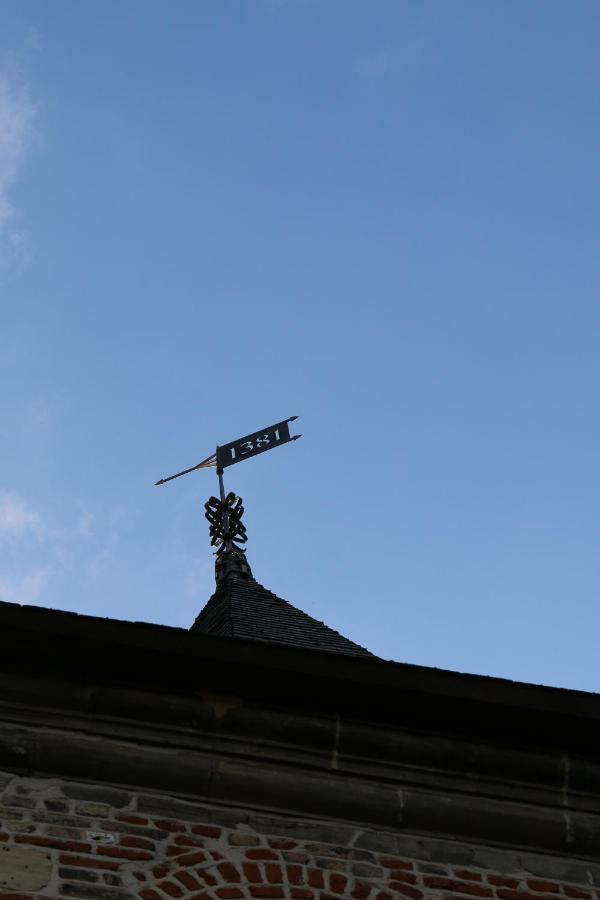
[190,549,374,658]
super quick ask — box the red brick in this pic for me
[390,871,417,884]
[133,873,147,883]
[216,891,245,899]
[564,888,592,900]
[488,878,521,889]
[497,891,561,900]
[380,858,414,871]
[115,815,149,825]
[153,864,172,878]
[174,834,207,848]
[167,846,188,857]
[15,835,91,853]
[266,864,284,884]
[191,824,222,838]
[175,850,208,867]
[247,849,279,860]
[175,871,203,891]
[0,833,9,842]
[423,877,492,897]
[269,839,297,850]
[290,891,313,900]
[352,883,373,900]
[161,881,184,898]
[188,894,213,900]
[375,894,394,900]
[527,882,560,894]
[329,873,348,894]
[197,871,218,887]
[455,871,483,882]
[250,889,285,899]
[287,865,304,885]
[121,835,155,851]
[155,819,187,833]
[59,854,119,871]
[0,895,37,900]
[218,862,241,883]
[390,884,422,900]
[97,846,153,861]
[243,863,263,883]
[140,891,163,900]
[210,850,225,861]
[308,869,324,889]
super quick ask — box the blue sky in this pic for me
[2,1,600,690]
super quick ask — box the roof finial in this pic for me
[205,492,248,557]
[205,491,252,582]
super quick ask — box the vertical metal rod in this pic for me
[216,460,231,551]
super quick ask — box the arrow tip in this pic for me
[289,415,299,421]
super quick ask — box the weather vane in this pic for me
[155,416,301,556]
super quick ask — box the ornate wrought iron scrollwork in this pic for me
[204,492,248,556]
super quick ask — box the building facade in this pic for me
[1,545,599,900]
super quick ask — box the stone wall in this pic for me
[1,772,599,900]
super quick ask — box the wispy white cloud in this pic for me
[85,508,129,578]
[0,489,46,606]
[0,490,42,537]
[0,487,132,612]
[0,73,36,265]
[75,511,95,539]
[0,568,47,604]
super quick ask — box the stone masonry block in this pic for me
[0,844,53,891]
[76,802,112,817]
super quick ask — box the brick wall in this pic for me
[0,773,597,900]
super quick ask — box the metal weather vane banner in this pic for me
[155,416,301,486]
[216,417,300,469]
[155,416,301,555]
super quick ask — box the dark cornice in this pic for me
[3,600,600,860]
[0,599,598,752]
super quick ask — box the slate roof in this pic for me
[191,550,374,658]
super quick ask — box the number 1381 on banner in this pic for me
[216,417,301,469]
